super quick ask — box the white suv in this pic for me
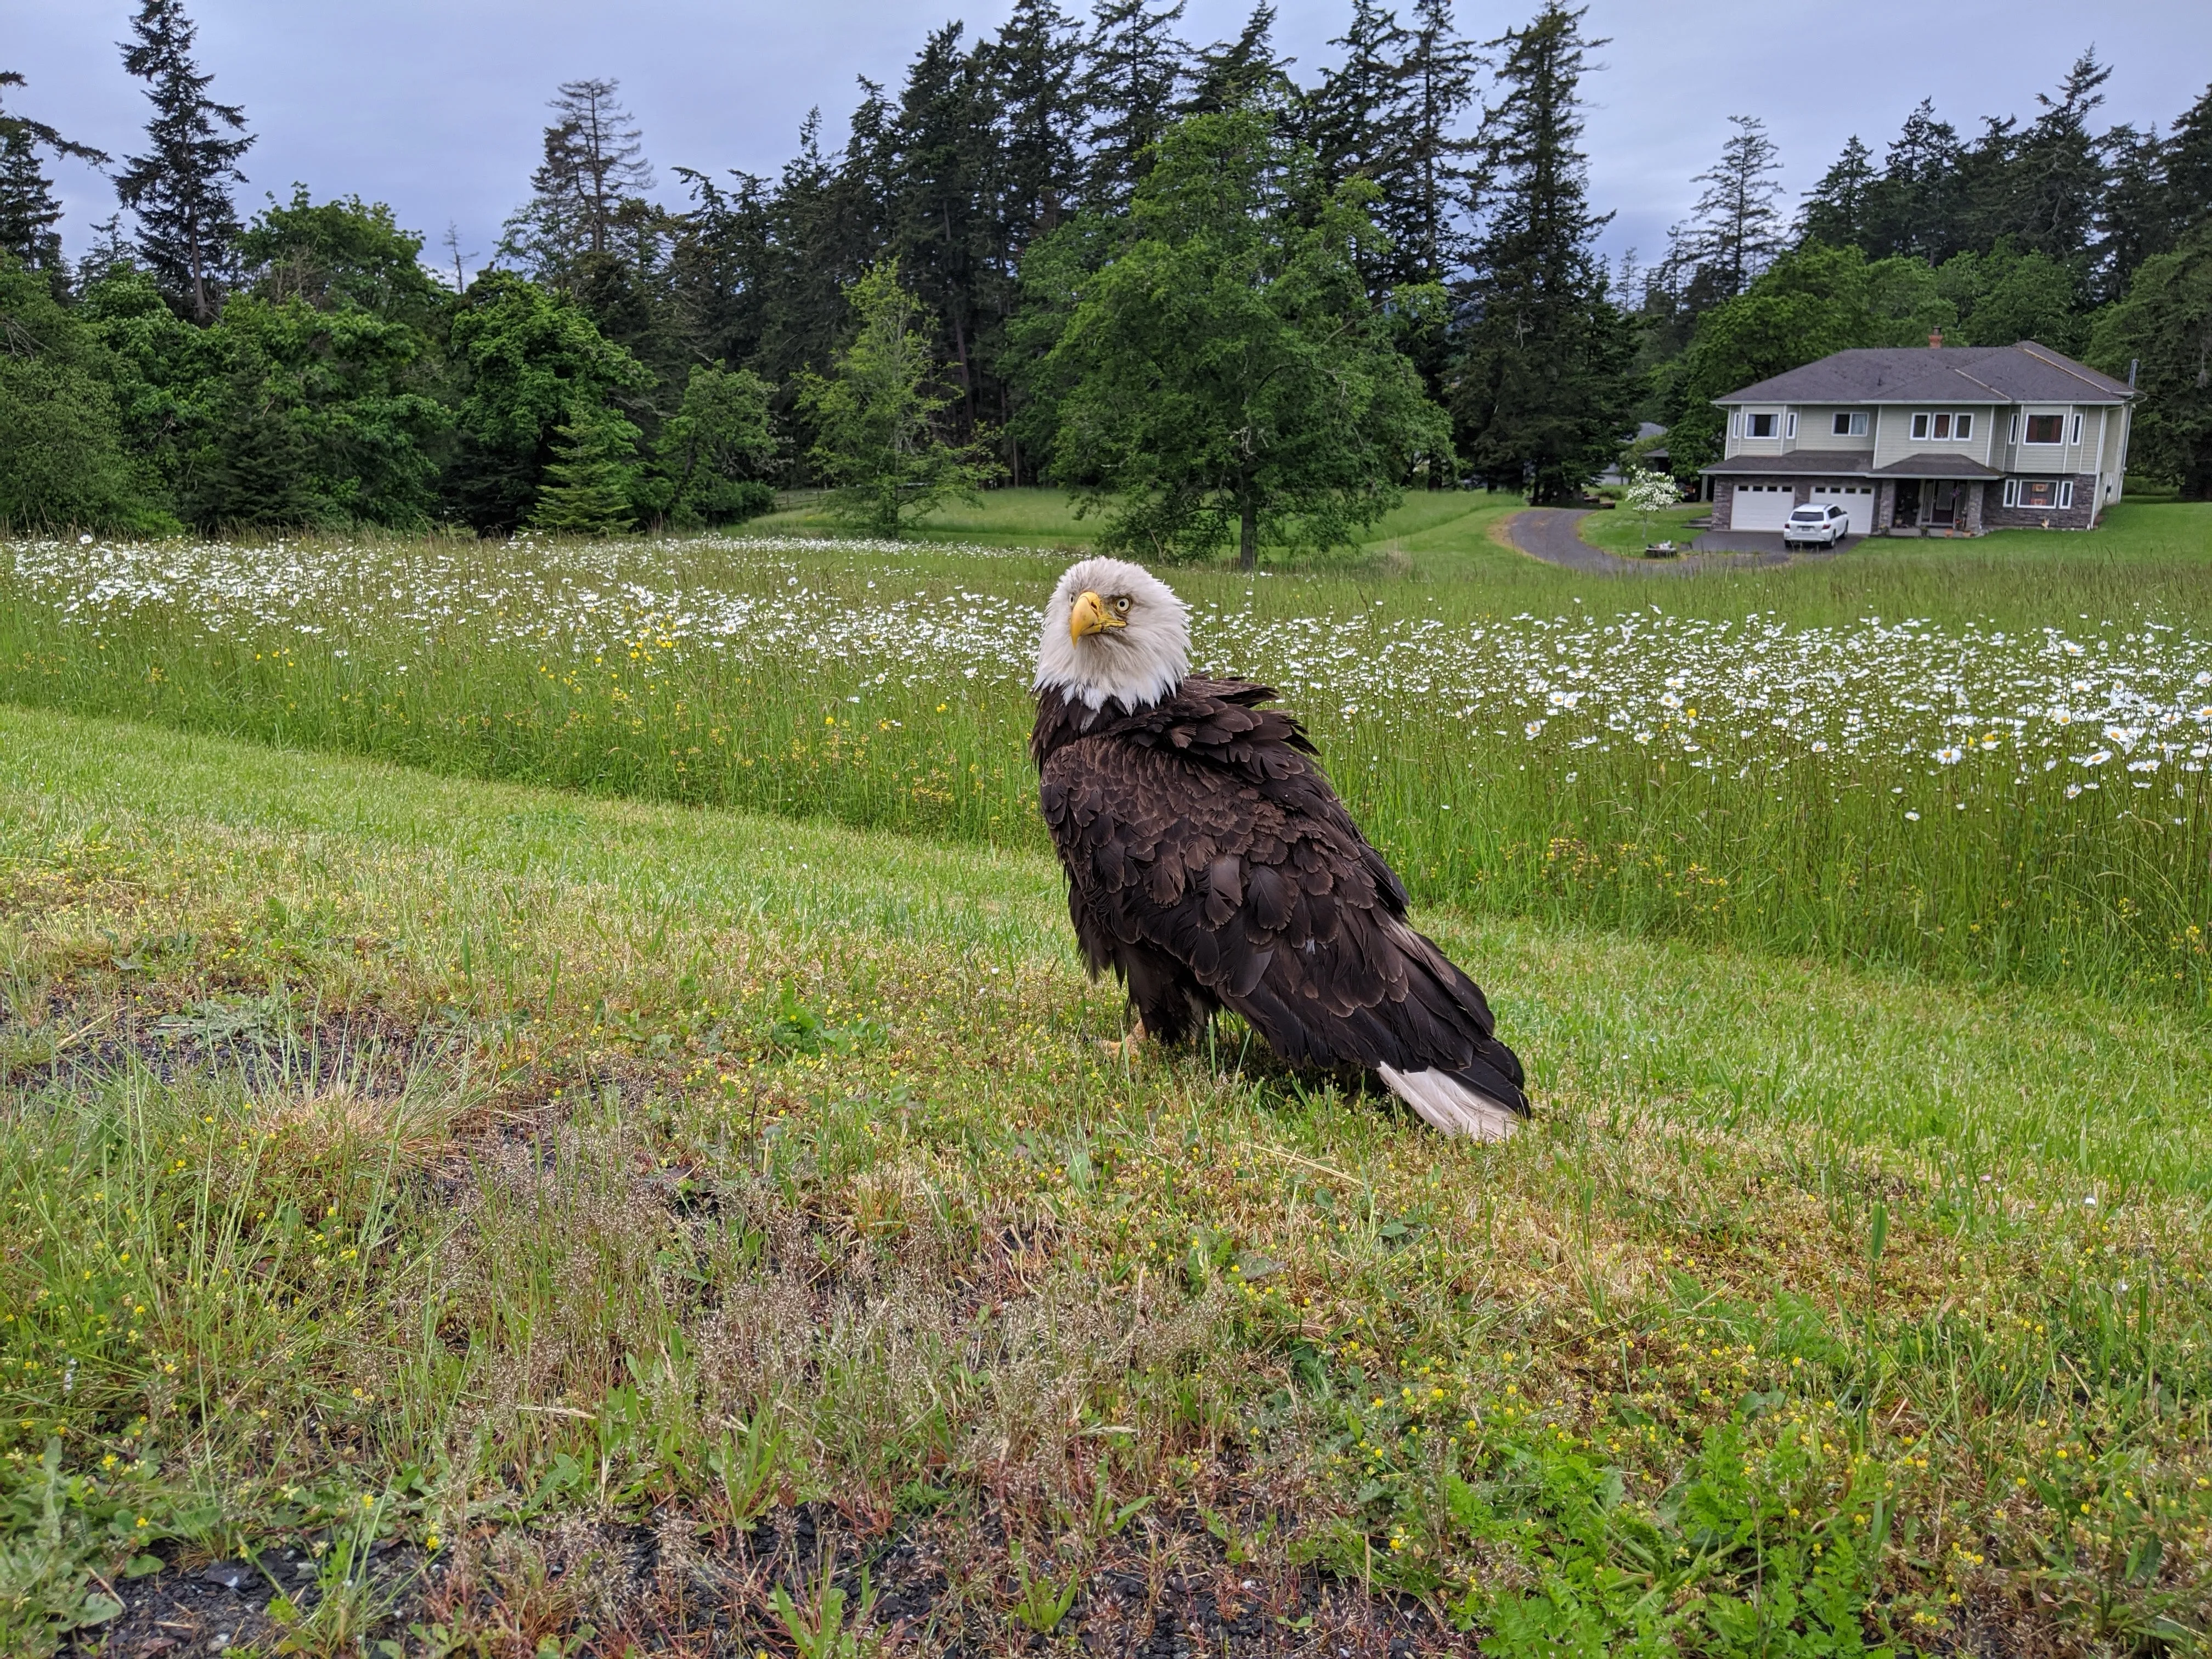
[1782,503,1851,548]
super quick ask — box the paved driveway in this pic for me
[1690,530,1859,555]
[1503,509,1798,575]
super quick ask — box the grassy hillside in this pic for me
[3,707,2210,1655]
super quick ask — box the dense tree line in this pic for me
[3,0,2209,545]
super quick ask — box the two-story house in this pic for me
[1701,337,2134,536]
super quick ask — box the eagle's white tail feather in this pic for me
[1376,1065,1520,1142]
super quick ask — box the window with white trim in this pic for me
[2024,414,2064,444]
[2005,478,2074,510]
[1785,412,1797,439]
[1831,411,1868,436]
[1746,412,1778,438]
[1910,411,1976,441]
[2070,413,2083,444]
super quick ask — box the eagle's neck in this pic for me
[1029,682,1171,765]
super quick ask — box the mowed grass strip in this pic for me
[3,706,2210,1655]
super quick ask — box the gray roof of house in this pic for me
[1715,342,2132,407]
[1869,455,2004,480]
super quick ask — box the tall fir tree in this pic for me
[1797,135,1875,248]
[989,0,1086,248]
[887,24,1001,434]
[1183,4,1293,117]
[1681,115,1785,299]
[1387,0,1482,285]
[1865,100,1965,262]
[1452,3,1639,501]
[2098,124,2172,301]
[1081,0,1190,210]
[0,73,109,286]
[1988,48,2110,262]
[2164,82,2212,235]
[115,0,253,323]
[500,78,656,279]
[1308,1,1408,196]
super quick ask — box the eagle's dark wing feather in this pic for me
[1035,680,1526,1130]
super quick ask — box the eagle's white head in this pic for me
[1034,556,1190,712]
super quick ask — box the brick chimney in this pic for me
[1929,326,1944,349]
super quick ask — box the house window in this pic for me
[2008,413,2019,443]
[2070,413,2083,444]
[1746,412,1778,438]
[2024,414,2064,444]
[1831,411,1868,436]
[2059,479,2074,509]
[1912,411,1974,441]
[1785,412,1797,439]
[2009,479,2062,509]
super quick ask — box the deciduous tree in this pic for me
[1027,110,1450,567]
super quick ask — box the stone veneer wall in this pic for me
[1980,474,2098,532]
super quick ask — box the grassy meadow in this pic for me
[2,498,2211,1655]
[1,502,2207,1009]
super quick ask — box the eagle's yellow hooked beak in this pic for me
[1069,589,1124,643]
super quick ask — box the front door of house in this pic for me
[1894,481,1921,527]
[1929,482,1959,527]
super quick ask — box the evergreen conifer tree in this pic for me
[1864,100,1965,261]
[2000,49,2111,261]
[2098,124,2172,300]
[1309,1,1408,195]
[0,73,109,286]
[798,258,996,538]
[1183,5,1293,117]
[989,0,1085,246]
[1797,136,1875,248]
[2164,82,2212,235]
[1387,0,1481,285]
[1082,0,1190,210]
[1682,115,1785,298]
[1451,3,1639,501]
[115,0,253,323]
[529,415,640,535]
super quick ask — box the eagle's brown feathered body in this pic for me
[1031,676,1528,1127]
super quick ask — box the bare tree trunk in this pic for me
[1239,499,1259,572]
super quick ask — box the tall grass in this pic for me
[1,526,2207,1011]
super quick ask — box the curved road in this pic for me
[1502,507,1803,575]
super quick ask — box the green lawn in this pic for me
[4,707,2210,1654]
[749,484,1526,569]
[1567,493,2212,580]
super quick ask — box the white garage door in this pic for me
[1810,483,1875,535]
[1732,483,1796,531]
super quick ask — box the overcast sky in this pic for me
[7,0,2209,279]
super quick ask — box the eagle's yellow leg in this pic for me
[1101,1017,1148,1061]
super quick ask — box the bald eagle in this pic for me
[1031,557,1528,1140]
